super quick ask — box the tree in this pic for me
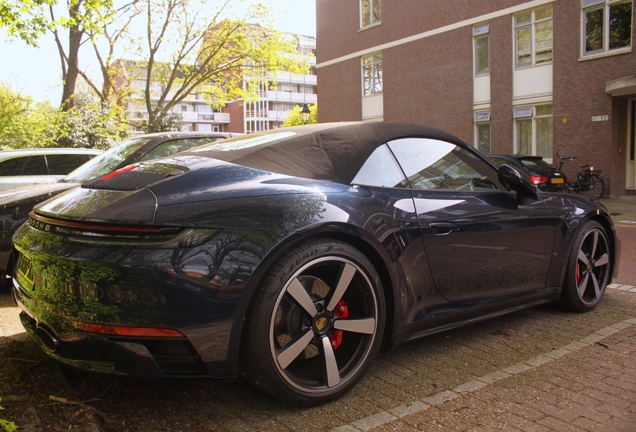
[135,111,183,134]
[49,0,124,110]
[56,89,119,149]
[0,83,58,149]
[1,0,134,110]
[283,103,317,127]
[0,0,54,46]
[129,0,310,132]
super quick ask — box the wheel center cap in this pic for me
[313,314,332,334]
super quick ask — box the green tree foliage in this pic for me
[56,90,119,149]
[128,0,310,132]
[136,111,183,134]
[0,83,58,148]
[0,0,54,46]
[283,103,317,127]
[0,83,120,149]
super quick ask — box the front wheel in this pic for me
[240,239,385,406]
[559,221,611,312]
[578,173,605,200]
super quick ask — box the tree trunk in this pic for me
[60,2,84,111]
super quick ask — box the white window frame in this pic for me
[514,104,553,161]
[360,0,381,28]
[362,53,383,96]
[473,24,490,76]
[514,6,553,68]
[474,111,491,153]
[582,0,633,56]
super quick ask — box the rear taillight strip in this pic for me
[29,211,179,236]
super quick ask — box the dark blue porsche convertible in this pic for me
[12,122,620,406]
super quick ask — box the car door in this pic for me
[387,138,555,302]
[351,144,442,323]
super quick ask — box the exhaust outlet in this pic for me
[35,325,60,352]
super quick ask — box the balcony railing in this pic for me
[266,92,317,104]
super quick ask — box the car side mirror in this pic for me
[498,164,538,202]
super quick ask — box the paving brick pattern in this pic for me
[334,297,636,431]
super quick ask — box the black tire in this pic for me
[578,174,605,201]
[240,239,385,406]
[559,221,611,312]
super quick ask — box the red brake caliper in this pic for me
[329,300,348,349]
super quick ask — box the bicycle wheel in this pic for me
[578,174,605,200]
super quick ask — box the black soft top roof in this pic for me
[188,122,467,185]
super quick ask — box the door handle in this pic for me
[428,222,460,235]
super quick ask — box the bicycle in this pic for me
[555,150,605,200]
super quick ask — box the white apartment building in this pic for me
[121,33,317,136]
[225,34,317,133]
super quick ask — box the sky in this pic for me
[0,0,316,104]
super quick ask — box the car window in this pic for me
[65,137,154,183]
[21,156,49,175]
[46,154,92,175]
[388,138,502,192]
[351,144,409,188]
[489,157,509,168]
[139,137,226,161]
[0,157,27,176]
[519,157,552,171]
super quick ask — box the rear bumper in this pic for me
[14,281,224,378]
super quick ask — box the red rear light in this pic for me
[529,175,549,185]
[72,321,184,338]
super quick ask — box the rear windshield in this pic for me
[519,157,553,171]
[64,138,153,182]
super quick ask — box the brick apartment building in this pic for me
[316,0,635,196]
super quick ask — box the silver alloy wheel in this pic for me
[575,227,610,306]
[269,256,378,394]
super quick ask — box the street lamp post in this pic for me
[300,103,311,125]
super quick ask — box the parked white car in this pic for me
[0,148,102,191]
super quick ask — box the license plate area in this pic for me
[16,254,34,288]
[551,178,564,184]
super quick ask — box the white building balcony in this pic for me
[266,92,317,104]
[212,113,230,123]
[181,112,199,122]
[275,73,317,86]
[180,112,231,124]
[268,110,290,121]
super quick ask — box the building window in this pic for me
[361,0,381,28]
[473,25,490,75]
[583,0,632,55]
[514,105,553,159]
[514,6,553,67]
[362,53,382,96]
[474,112,491,153]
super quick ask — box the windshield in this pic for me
[64,137,154,182]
